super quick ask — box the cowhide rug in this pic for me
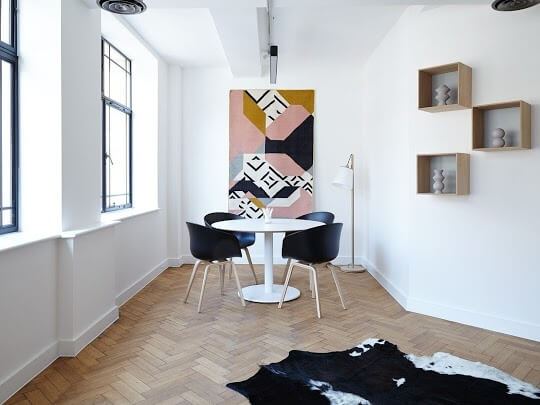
[227,338,539,404]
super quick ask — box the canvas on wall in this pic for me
[229,90,314,219]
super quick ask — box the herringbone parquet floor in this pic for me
[6,264,540,404]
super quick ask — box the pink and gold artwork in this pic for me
[229,90,314,218]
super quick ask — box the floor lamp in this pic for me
[332,154,366,273]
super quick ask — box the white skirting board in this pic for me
[58,306,119,356]
[362,257,408,310]
[0,256,181,404]
[362,257,540,342]
[0,307,120,403]
[115,258,172,307]
[0,342,59,404]
[179,255,364,266]
[407,297,540,343]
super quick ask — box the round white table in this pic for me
[213,218,324,303]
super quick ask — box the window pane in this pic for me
[104,104,131,210]
[2,208,12,227]
[1,0,11,45]
[1,61,12,211]
[109,61,128,106]
[103,57,109,98]
[109,45,127,70]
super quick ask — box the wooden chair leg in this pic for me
[278,263,295,309]
[311,266,321,318]
[329,264,347,310]
[244,248,258,284]
[219,264,225,296]
[184,260,202,303]
[231,262,246,307]
[310,271,315,298]
[197,264,213,313]
[281,259,291,284]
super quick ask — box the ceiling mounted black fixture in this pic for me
[491,0,540,11]
[98,0,147,15]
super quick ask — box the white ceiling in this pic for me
[128,8,227,67]
[97,0,491,75]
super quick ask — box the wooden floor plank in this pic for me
[5,264,540,404]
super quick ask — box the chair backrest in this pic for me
[186,222,242,261]
[297,211,335,225]
[204,212,243,227]
[282,223,343,264]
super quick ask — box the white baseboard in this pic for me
[360,257,539,342]
[58,306,119,357]
[179,255,363,266]
[361,257,408,309]
[1,256,175,403]
[115,258,170,307]
[180,255,196,265]
[408,297,540,342]
[167,257,182,267]
[0,342,59,404]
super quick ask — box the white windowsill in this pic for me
[101,207,161,223]
[60,221,119,239]
[0,208,161,252]
[0,231,61,254]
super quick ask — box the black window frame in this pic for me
[0,0,19,235]
[101,38,133,213]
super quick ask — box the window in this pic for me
[0,0,18,235]
[101,38,132,212]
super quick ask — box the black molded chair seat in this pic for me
[204,212,258,284]
[297,211,335,224]
[234,231,256,249]
[283,223,342,264]
[187,222,242,261]
[184,222,245,312]
[204,212,255,249]
[279,223,346,318]
[284,211,335,238]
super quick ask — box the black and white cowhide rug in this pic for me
[227,338,539,404]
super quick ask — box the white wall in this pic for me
[61,0,102,231]
[180,66,363,264]
[0,2,177,402]
[18,0,62,234]
[361,5,540,341]
[361,12,411,305]
[0,240,58,402]
[166,66,183,261]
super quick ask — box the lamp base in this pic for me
[335,264,366,273]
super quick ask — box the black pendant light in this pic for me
[491,0,540,11]
[98,0,147,15]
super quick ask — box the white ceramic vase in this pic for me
[262,208,274,224]
[434,84,451,106]
[433,169,445,194]
[491,128,506,148]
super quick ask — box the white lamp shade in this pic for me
[332,166,353,190]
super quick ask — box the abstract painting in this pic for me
[229,90,314,218]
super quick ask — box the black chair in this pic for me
[278,223,346,318]
[204,212,258,284]
[184,222,246,313]
[296,211,335,224]
[282,211,336,283]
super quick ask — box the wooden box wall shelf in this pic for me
[472,101,531,151]
[418,62,472,112]
[417,153,470,195]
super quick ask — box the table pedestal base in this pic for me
[241,284,300,304]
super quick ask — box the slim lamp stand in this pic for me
[332,154,366,273]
